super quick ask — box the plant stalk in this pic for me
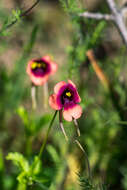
[38,111,58,159]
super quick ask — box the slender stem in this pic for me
[73,118,80,137]
[21,0,40,17]
[59,110,68,141]
[31,84,37,110]
[43,82,49,109]
[75,139,91,180]
[31,111,57,173]
[38,111,58,159]
[26,135,33,157]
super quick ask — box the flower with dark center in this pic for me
[26,56,57,86]
[49,80,82,140]
[49,80,82,121]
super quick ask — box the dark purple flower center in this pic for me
[31,59,50,77]
[61,89,73,105]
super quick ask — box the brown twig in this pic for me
[21,0,40,17]
[86,50,110,90]
[87,49,126,121]
[0,0,40,34]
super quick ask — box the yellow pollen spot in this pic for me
[31,62,37,69]
[38,63,42,68]
[66,92,71,97]
[31,62,46,69]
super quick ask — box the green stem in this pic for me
[75,139,92,180]
[38,111,58,159]
[26,135,33,157]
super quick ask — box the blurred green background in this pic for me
[0,0,127,189]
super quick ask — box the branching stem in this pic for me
[0,0,40,34]
[79,12,115,21]
[79,0,127,48]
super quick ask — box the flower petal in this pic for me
[26,61,33,75]
[49,94,62,110]
[42,55,51,62]
[68,80,76,88]
[75,91,81,103]
[70,104,82,119]
[63,104,82,121]
[63,109,73,122]
[50,62,58,75]
[68,80,81,103]
[54,81,66,94]
[30,75,49,86]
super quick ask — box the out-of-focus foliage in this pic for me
[0,8,21,36]
[0,0,127,189]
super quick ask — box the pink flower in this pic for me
[26,56,57,86]
[49,80,82,122]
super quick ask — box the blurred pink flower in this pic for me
[26,56,57,86]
